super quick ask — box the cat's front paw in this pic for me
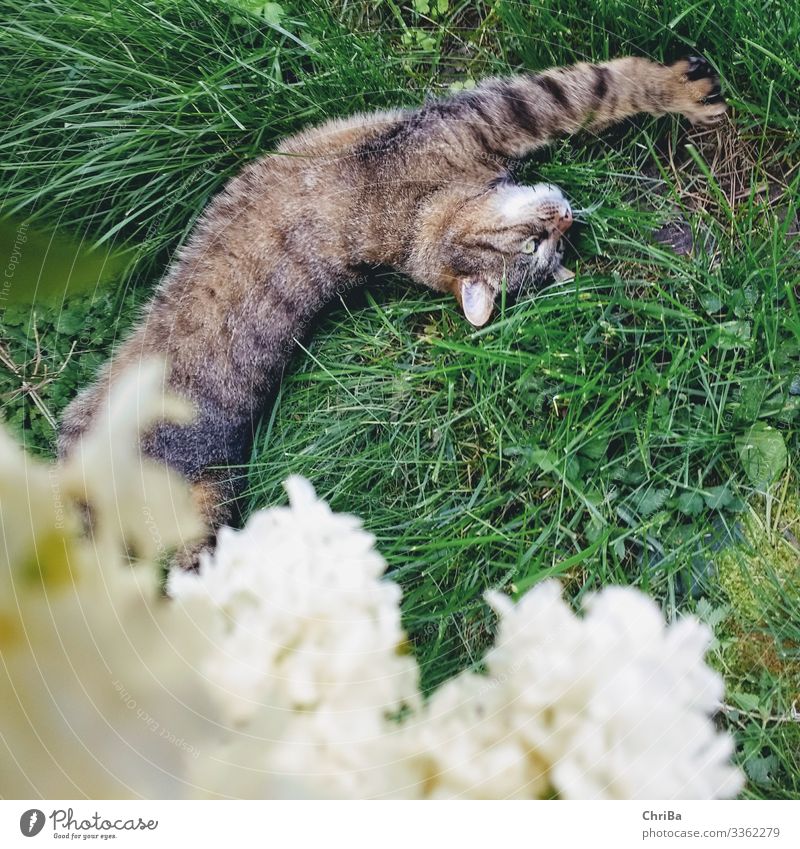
[668,55,727,125]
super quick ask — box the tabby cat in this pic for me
[58,55,726,565]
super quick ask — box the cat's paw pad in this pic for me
[670,55,727,124]
[684,55,714,82]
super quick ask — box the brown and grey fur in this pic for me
[58,55,726,565]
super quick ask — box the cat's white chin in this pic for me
[495,183,568,224]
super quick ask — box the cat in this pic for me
[58,54,726,566]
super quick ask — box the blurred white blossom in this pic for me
[400,582,744,799]
[0,359,208,798]
[171,480,742,800]
[1,359,744,799]
[170,476,422,798]
[60,358,203,559]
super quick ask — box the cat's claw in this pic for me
[684,55,714,82]
[671,55,727,125]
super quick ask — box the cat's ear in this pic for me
[460,279,494,327]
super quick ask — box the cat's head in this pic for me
[458,182,574,327]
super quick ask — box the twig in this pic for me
[0,337,75,432]
[721,701,800,726]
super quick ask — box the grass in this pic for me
[1,0,799,797]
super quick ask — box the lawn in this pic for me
[1,0,798,797]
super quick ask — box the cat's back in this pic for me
[194,107,428,270]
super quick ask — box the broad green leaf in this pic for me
[736,422,787,486]
[714,320,752,350]
[730,690,760,712]
[677,491,704,517]
[703,484,734,510]
[631,487,669,516]
[528,447,558,474]
[743,749,778,787]
[700,293,723,315]
[579,437,606,460]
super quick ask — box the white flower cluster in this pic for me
[170,479,744,800]
[0,359,744,799]
[406,584,744,799]
[0,361,207,798]
[170,476,421,799]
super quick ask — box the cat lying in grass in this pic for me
[59,54,726,566]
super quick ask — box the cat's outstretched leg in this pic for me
[172,470,242,569]
[400,56,726,325]
[431,55,726,161]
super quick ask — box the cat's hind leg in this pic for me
[171,469,243,570]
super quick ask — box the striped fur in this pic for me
[58,55,726,566]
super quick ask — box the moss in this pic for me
[714,490,800,704]
[724,622,800,684]
[716,495,800,626]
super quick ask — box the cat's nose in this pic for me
[556,207,573,233]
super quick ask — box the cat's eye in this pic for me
[522,237,540,254]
